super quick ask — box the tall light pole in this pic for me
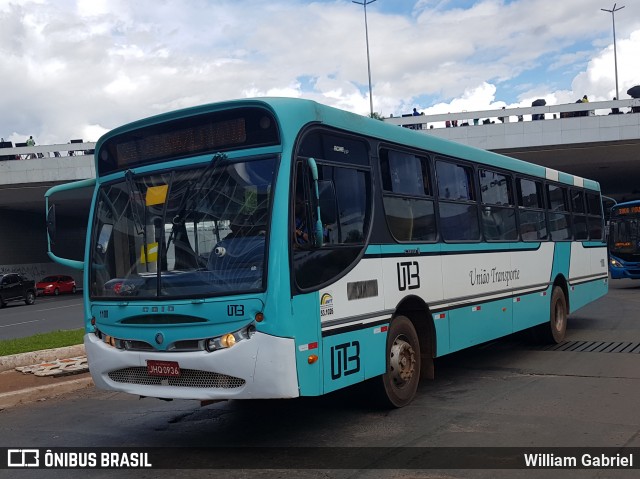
[353,0,376,117]
[601,3,625,101]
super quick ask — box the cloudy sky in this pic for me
[1,0,639,145]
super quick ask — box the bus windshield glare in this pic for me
[90,156,275,299]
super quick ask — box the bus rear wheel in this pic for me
[549,286,568,343]
[378,316,421,408]
[531,286,567,344]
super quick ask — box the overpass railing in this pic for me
[386,98,640,130]
[0,141,96,161]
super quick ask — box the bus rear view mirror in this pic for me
[44,178,96,271]
[46,203,56,245]
[97,224,113,254]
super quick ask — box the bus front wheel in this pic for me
[378,316,421,408]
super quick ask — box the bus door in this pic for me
[290,131,377,395]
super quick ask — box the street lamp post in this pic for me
[353,0,376,117]
[601,3,625,101]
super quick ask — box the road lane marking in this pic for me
[0,318,45,328]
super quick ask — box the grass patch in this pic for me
[0,329,84,357]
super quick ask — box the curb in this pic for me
[0,376,94,410]
[0,344,86,372]
[0,344,93,410]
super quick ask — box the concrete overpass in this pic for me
[1,98,639,280]
[0,142,95,285]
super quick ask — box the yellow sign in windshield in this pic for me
[145,185,169,206]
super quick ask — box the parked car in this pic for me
[0,273,36,307]
[36,275,77,296]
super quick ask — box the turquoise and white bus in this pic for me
[46,98,608,407]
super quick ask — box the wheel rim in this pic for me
[389,335,417,388]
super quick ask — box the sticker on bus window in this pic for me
[145,184,169,206]
[140,242,158,264]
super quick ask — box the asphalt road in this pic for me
[1,280,639,478]
[0,293,84,340]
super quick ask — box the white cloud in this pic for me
[0,0,639,144]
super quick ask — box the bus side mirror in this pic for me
[97,224,113,254]
[306,157,324,247]
[46,204,56,246]
[44,178,95,271]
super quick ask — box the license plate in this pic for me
[146,360,180,377]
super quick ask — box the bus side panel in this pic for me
[291,293,323,397]
[511,242,556,331]
[448,298,513,353]
[379,246,444,314]
[569,279,608,313]
[442,248,513,352]
[551,242,571,284]
[322,327,387,394]
[568,243,608,312]
[512,291,550,331]
[433,314,451,357]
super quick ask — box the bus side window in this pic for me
[436,160,479,241]
[380,148,436,242]
[546,184,572,240]
[516,177,547,241]
[571,189,588,240]
[585,192,604,241]
[479,169,517,241]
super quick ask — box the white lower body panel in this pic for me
[84,332,299,401]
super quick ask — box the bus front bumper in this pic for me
[609,259,640,279]
[84,331,300,401]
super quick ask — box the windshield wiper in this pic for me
[171,152,228,227]
[154,171,175,296]
[124,170,146,236]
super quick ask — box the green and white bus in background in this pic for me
[46,98,608,407]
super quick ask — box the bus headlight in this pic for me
[206,325,255,352]
[221,334,236,348]
[610,258,622,268]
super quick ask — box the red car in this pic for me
[36,275,77,296]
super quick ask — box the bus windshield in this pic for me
[609,216,640,260]
[90,156,275,299]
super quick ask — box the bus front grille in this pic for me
[107,367,246,389]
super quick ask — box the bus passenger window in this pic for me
[517,178,547,241]
[380,149,435,242]
[586,192,604,240]
[547,184,571,240]
[479,169,516,241]
[436,160,479,241]
[570,189,588,240]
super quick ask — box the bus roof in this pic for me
[96,97,601,192]
[611,199,640,209]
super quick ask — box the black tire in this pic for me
[71,286,77,294]
[25,291,36,305]
[376,316,421,408]
[54,288,60,296]
[530,286,567,344]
